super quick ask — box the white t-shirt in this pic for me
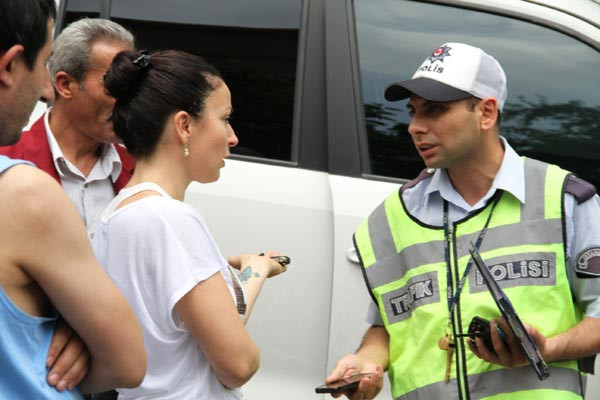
[93,182,243,400]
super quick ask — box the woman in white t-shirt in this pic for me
[92,49,287,399]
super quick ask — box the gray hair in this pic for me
[49,18,134,85]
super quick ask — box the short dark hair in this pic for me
[105,50,223,158]
[0,0,56,70]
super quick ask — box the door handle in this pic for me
[346,247,360,264]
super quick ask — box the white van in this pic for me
[48,0,600,398]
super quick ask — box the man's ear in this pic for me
[479,97,499,131]
[172,110,192,145]
[0,45,25,87]
[54,71,74,99]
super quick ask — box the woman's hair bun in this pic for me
[104,50,150,99]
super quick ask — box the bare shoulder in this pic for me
[0,165,81,245]
[0,164,70,220]
[0,163,61,196]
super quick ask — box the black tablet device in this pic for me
[469,244,550,380]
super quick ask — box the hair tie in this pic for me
[133,50,150,68]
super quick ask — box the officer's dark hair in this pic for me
[105,49,223,158]
[0,0,56,70]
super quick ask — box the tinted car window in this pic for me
[354,0,600,188]
[62,0,101,21]
[63,0,302,162]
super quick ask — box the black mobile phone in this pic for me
[467,316,507,353]
[314,373,371,394]
[270,255,290,265]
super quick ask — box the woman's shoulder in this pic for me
[114,195,209,237]
[151,196,206,225]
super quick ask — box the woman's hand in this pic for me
[228,251,288,278]
[227,251,289,323]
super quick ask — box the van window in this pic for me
[354,0,600,189]
[62,0,101,21]
[63,0,302,162]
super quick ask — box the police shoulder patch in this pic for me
[576,247,600,278]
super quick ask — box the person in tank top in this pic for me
[0,1,146,398]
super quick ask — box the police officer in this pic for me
[327,42,600,400]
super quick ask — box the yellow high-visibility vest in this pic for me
[354,158,584,400]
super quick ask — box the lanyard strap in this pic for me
[443,192,502,321]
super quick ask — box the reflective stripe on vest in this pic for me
[398,365,583,400]
[354,158,583,399]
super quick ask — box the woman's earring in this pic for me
[183,144,190,158]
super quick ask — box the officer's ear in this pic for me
[479,97,499,132]
[0,45,25,88]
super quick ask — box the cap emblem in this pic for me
[428,44,452,63]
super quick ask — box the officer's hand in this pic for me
[326,354,384,399]
[468,318,547,368]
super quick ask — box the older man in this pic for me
[0,18,136,234]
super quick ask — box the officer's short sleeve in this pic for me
[366,301,384,326]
